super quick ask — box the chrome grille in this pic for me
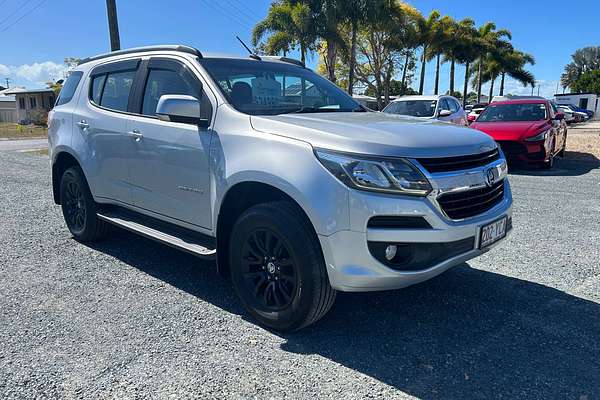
[437,180,505,219]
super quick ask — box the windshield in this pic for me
[383,100,437,117]
[477,103,547,122]
[199,58,361,115]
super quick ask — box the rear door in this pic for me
[72,59,140,204]
[125,57,214,228]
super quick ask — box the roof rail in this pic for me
[261,56,305,68]
[78,45,203,65]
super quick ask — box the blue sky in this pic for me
[1,0,598,98]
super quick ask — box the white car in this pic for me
[557,105,576,123]
[382,95,468,125]
[467,103,488,124]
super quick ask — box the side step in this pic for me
[97,208,216,259]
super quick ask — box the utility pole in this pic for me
[106,0,121,51]
[4,78,11,88]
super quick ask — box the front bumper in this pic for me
[319,179,513,292]
[497,140,551,163]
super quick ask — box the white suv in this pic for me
[49,45,512,331]
[383,95,468,125]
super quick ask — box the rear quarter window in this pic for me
[55,71,83,106]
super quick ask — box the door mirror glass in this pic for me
[438,109,452,117]
[156,94,209,127]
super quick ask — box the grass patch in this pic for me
[0,123,48,139]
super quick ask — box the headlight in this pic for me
[525,129,549,142]
[315,149,431,196]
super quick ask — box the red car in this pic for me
[470,100,567,169]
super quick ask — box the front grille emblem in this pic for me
[485,168,496,187]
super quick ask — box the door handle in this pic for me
[127,129,143,141]
[76,120,89,129]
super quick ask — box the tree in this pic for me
[427,15,453,95]
[474,22,511,102]
[570,70,600,94]
[252,1,318,64]
[351,2,415,108]
[414,10,441,95]
[498,48,535,95]
[561,46,600,89]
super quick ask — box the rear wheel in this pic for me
[229,201,336,331]
[60,166,109,242]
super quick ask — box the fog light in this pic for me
[385,245,397,261]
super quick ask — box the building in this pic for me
[554,93,599,117]
[4,87,56,125]
[0,88,17,123]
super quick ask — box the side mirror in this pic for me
[156,94,210,128]
[554,112,565,120]
[438,109,452,117]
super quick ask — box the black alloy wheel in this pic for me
[240,228,298,311]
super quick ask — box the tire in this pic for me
[559,132,567,157]
[60,166,110,242]
[229,201,336,331]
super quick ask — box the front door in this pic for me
[125,58,214,229]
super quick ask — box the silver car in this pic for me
[48,45,512,331]
[383,95,468,125]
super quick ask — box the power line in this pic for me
[227,0,260,25]
[0,0,47,33]
[197,0,254,31]
[0,0,34,29]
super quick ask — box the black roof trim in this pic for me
[78,45,202,66]
[262,56,305,68]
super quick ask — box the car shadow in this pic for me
[509,151,600,177]
[86,229,600,399]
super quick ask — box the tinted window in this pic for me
[477,103,547,122]
[99,70,135,112]
[90,74,107,105]
[439,98,450,112]
[383,100,437,117]
[448,99,459,113]
[142,68,201,116]
[55,71,83,106]
[200,58,360,115]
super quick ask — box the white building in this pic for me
[554,93,599,118]
[0,88,17,123]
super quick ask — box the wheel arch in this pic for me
[215,180,318,277]
[52,149,84,205]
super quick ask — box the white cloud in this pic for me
[0,61,68,87]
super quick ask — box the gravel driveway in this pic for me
[0,149,598,399]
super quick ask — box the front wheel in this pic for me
[229,201,336,331]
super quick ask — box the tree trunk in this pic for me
[462,61,470,108]
[499,72,506,96]
[347,21,358,95]
[326,40,336,83]
[449,58,455,95]
[400,52,409,95]
[488,77,495,101]
[476,57,483,103]
[434,54,440,95]
[300,43,306,65]
[418,46,427,95]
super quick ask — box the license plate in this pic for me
[479,216,508,249]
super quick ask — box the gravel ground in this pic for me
[0,149,599,399]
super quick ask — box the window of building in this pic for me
[29,97,37,109]
[18,98,25,109]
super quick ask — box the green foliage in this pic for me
[570,70,600,94]
[561,46,600,89]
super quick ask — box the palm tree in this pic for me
[414,10,441,95]
[339,0,374,94]
[252,1,317,64]
[474,22,511,102]
[498,48,535,95]
[428,15,453,95]
[442,17,475,97]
